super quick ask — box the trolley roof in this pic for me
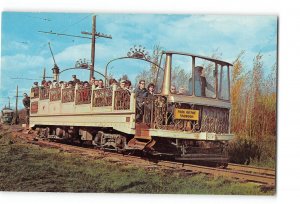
[164,51,233,67]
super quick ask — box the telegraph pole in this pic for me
[90,15,96,79]
[43,67,46,81]
[81,15,112,80]
[14,85,19,124]
[39,15,112,80]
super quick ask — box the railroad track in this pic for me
[8,127,276,187]
[228,163,276,177]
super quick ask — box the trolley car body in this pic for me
[29,51,233,165]
[1,107,14,124]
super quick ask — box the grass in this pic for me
[0,129,274,194]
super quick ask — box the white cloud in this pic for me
[1,54,49,71]
[2,41,30,52]
[1,13,277,108]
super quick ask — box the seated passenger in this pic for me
[170,85,177,94]
[63,82,67,88]
[32,81,39,88]
[83,81,90,88]
[147,83,155,96]
[125,80,132,90]
[178,87,187,95]
[52,80,58,88]
[47,81,52,88]
[90,77,95,86]
[41,80,47,87]
[98,79,104,89]
[109,79,118,88]
[119,79,126,90]
[72,75,80,83]
[67,81,74,88]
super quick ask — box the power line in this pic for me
[59,13,94,33]
[38,31,92,39]
[26,15,51,21]
[33,14,93,56]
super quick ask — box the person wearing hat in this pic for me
[120,79,126,90]
[72,75,80,83]
[32,81,39,88]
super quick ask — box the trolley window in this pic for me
[170,55,192,95]
[194,57,216,98]
[218,65,230,101]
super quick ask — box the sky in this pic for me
[0,12,277,109]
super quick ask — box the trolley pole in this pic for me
[14,85,19,124]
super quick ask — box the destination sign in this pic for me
[174,108,199,121]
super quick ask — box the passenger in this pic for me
[98,79,104,89]
[81,81,90,102]
[47,81,52,88]
[94,80,99,88]
[90,77,96,86]
[67,81,74,88]
[144,83,156,124]
[147,83,155,96]
[178,87,187,95]
[133,80,147,123]
[72,75,80,83]
[83,81,90,88]
[63,82,68,89]
[52,80,58,88]
[109,79,118,88]
[76,81,83,89]
[41,80,47,87]
[125,80,132,90]
[119,79,126,90]
[22,93,30,125]
[59,81,64,87]
[192,66,215,97]
[32,81,39,88]
[170,85,177,94]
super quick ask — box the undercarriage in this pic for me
[35,125,229,168]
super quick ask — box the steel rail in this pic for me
[228,163,276,176]
[28,138,275,186]
[6,125,275,187]
[156,161,275,186]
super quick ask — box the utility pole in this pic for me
[81,15,112,80]
[14,85,19,124]
[43,67,46,81]
[39,15,112,80]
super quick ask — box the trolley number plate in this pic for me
[174,108,199,121]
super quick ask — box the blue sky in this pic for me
[0,12,277,109]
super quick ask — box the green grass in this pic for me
[0,130,274,194]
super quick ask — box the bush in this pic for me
[228,136,261,165]
[228,135,276,167]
